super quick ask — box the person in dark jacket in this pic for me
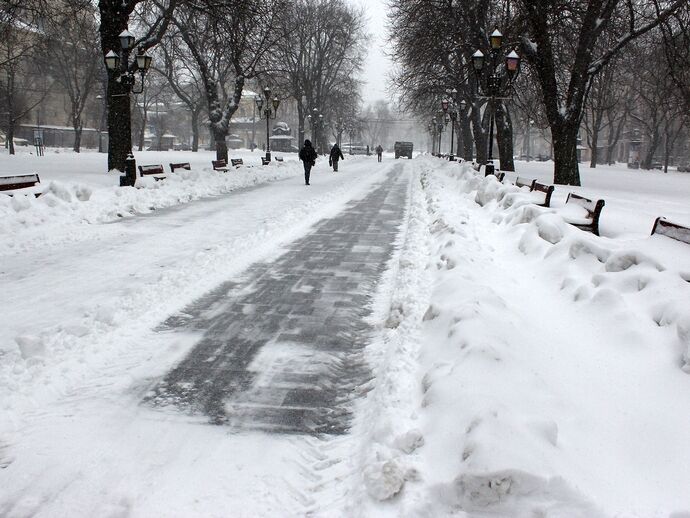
[329,143,345,172]
[299,139,318,185]
[375,144,383,162]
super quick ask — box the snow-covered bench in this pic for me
[564,192,605,236]
[169,162,191,172]
[212,159,229,171]
[261,156,270,165]
[532,181,555,208]
[651,218,690,245]
[0,173,42,197]
[230,158,244,168]
[138,164,167,180]
[514,177,555,207]
[515,176,535,189]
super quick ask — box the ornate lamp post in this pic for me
[442,92,458,160]
[104,29,153,187]
[436,112,445,156]
[472,27,520,176]
[255,87,280,162]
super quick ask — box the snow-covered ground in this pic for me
[1,148,689,516]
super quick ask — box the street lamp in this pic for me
[472,26,520,176]
[104,29,153,186]
[436,112,445,156]
[255,86,280,161]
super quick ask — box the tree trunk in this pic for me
[99,2,134,173]
[461,114,473,161]
[589,127,599,168]
[73,120,83,153]
[138,109,147,151]
[552,120,581,185]
[495,102,515,172]
[471,102,486,164]
[191,109,199,152]
[213,126,228,162]
[643,130,660,170]
[7,122,15,155]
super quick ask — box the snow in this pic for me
[1,148,690,516]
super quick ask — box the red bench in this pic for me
[0,173,42,197]
[170,162,191,172]
[565,193,605,236]
[138,164,166,180]
[651,218,690,245]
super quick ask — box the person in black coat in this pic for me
[329,143,345,172]
[375,144,383,162]
[299,139,318,185]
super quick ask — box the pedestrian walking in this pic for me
[299,139,318,185]
[329,143,344,172]
[375,144,383,162]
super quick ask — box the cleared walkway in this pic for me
[147,167,409,434]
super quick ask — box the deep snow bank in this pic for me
[356,156,690,517]
[0,161,300,255]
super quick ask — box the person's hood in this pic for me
[304,139,312,147]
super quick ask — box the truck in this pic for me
[394,141,413,159]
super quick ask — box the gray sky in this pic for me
[347,0,393,107]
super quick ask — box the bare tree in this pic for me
[268,0,367,151]
[0,0,51,154]
[516,0,687,185]
[155,26,206,151]
[42,0,101,152]
[171,0,284,162]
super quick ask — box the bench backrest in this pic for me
[566,192,605,235]
[0,173,40,191]
[651,217,690,245]
[212,159,227,169]
[532,181,555,207]
[261,157,270,165]
[138,164,165,177]
[275,156,284,162]
[515,176,536,190]
[230,158,243,167]
[170,162,191,172]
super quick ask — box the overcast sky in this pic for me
[347,0,393,107]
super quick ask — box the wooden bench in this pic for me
[138,164,166,180]
[0,173,42,197]
[261,156,270,165]
[531,181,555,208]
[230,158,244,168]
[515,176,536,190]
[651,217,690,245]
[486,171,505,182]
[212,159,229,171]
[169,162,191,172]
[564,193,605,236]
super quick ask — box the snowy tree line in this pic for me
[387,0,690,185]
[0,0,369,170]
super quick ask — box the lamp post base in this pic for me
[120,154,137,187]
[265,151,271,162]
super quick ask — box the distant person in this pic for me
[329,143,344,172]
[366,145,370,156]
[299,139,318,185]
[375,144,383,162]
